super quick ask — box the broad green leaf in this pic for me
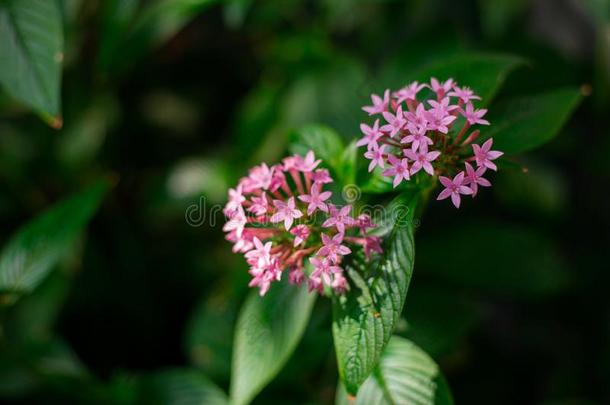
[332,192,417,395]
[417,220,569,298]
[335,336,454,405]
[230,278,317,405]
[381,53,525,106]
[289,124,345,173]
[0,180,109,298]
[4,272,70,342]
[184,275,248,381]
[138,369,227,405]
[484,88,583,153]
[0,0,63,126]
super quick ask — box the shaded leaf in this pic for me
[332,192,417,394]
[289,124,345,173]
[381,53,525,106]
[230,279,317,405]
[485,88,583,153]
[335,336,453,405]
[138,369,227,405]
[0,0,63,126]
[0,180,109,298]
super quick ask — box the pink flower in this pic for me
[223,207,247,237]
[248,193,269,216]
[364,144,386,172]
[382,154,410,188]
[245,237,272,267]
[401,123,433,151]
[357,214,374,231]
[247,163,274,190]
[472,138,503,171]
[225,185,245,215]
[404,145,440,176]
[393,82,426,104]
[289,266,305,285]
[290,224,310,246]
[363,236,383,260]
[270,197,303,230]
[312,169,333,185]
[309,256,342,287]
[464,162,491,196]
[362,89,390,115]
[225,150,382,297]
[331,273,349,294]
[461,103,490,126]
[437,172,473,208]
[318,233,351,263]
[428,97,459,115]
[429,78,455,98]
[249,258,281,296]
[298,184,332,215]
[357,119,383,149]
[295,151,321,172]
[423,104,457,134]
[381,105,406,138]
[448,86,481,104]
[404,103,428,127]
[323,205,357,234]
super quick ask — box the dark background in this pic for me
[1,0,609,404]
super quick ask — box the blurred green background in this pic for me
[1,0,609,404]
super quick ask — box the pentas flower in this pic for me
[358,77,504,208]
[224,151,382,296]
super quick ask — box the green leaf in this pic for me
[484,88,583,154]
[381,53,525,106]
[332,192,417,395]
[335,336,454,405]
[0,180,109,298]
[0,0,63,126]
[230,278,317,405]
[289,124,345,172]
[138,369,227,405]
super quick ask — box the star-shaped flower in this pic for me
[317,233,352,263]
[298,184,332,215]
[429,77,455,98]
[322,205,357,233]
[382,154,410,188]
[437,172,473,208]
[270,197,303,230]
[464,162,491,196]
[403,145,440,176]
[461,103,490,126]
[290,224,310,246]
[472,138,503,171]
[362,89,390,115]
[364,144,386,172]
[357,119,383,149]
[381,105,406,138]
[448,86,481,104]
[393,82,426,104]
[401,123,433,151]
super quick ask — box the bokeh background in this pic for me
[1,0,610,404]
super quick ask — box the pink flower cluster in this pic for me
[223,151,382,296]
[359,78,504,208]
